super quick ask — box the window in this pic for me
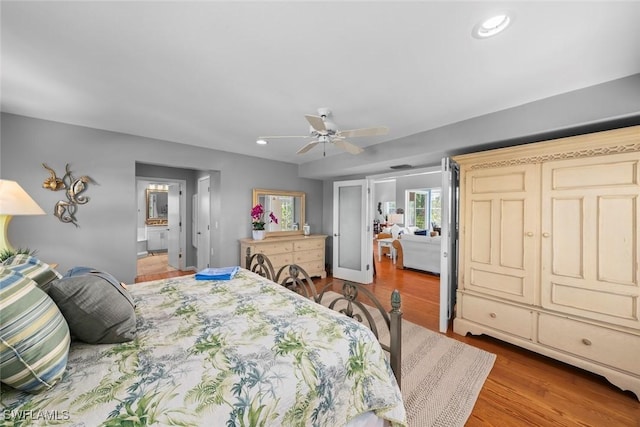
[406,188,441,230]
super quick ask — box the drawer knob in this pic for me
[489,312,497,319]
[581,338,592,346]
[525,232,534,237]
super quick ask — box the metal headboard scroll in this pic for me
[42,163,95,227]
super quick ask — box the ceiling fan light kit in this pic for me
[257,108,389,156]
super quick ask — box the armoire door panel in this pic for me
[551,197,584,279]
[551,160,638,190]
[500,199,525,269]
[470,200,492,264]
[598,195,637,285]
[470,268,526,296]
[549,282,638,322]
[472,171,527,193]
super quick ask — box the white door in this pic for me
[167,183,181,269]
[332,179,373,283]
[197,176,211,270]
[439,158,459,333]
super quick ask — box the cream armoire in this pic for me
[453,125,640,400]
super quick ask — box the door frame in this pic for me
[368,164,456,332]
[136,177,187,270]
[167,183,182,269]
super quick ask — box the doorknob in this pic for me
[334,233,340,237]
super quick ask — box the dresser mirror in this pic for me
[146,188,168,225]
[253,188,305,236]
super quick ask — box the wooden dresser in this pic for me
[240,234,327,278]
[453,125,640,400]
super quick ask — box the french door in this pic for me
[439,157,459,333]
[332,179,373,284]
[197,176,211,270]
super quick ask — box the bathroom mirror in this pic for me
[252,188,305,236]
[146,189,168,225]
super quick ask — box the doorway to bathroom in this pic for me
[136,177,187,277]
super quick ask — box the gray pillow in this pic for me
[47,274,136,344]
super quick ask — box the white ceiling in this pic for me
[2,1,640,179]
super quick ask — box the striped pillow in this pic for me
[0,268,70,393]
[2,254,62,292]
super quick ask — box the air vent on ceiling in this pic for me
[390,164,412,170]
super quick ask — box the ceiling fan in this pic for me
[257,108,389,156]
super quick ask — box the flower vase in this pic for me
[252,230,265,241]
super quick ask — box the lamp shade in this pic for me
[388,213,404,225]
[0,180,45,252]
[0,180,46,215]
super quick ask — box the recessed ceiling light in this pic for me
[256,139,268,145]
[472,13,511,39]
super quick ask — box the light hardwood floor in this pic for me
[135,253,193,283]
[135,253,640,426]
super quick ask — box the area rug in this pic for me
[320,291,496,427]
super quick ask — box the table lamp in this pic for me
[0,179,46,252]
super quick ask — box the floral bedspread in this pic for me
[1,270,406,426]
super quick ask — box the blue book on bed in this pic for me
[195,266,240,280]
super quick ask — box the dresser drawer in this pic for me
[294,249,323,264]
[268,253,294,268]
[538,314,640,375]
[250,242,293,256]
[460,294,534,340]
[299,260,325,276]
[294,238,325,251]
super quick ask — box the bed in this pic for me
[1,261,406,426]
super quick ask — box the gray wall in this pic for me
[394,172,442,215]
[0,113,323,283]
[373,181,395,222]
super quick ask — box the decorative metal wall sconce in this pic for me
[42,163,95,227]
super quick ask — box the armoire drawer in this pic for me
[538,314,640,375]
[460,294,534,340]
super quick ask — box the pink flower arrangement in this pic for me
[251,203,278,230]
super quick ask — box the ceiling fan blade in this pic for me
[258,135,311,139]
[305,115,326,132]
[333,139,364,155]
[296,140,320,154]
[338,126,389,138]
